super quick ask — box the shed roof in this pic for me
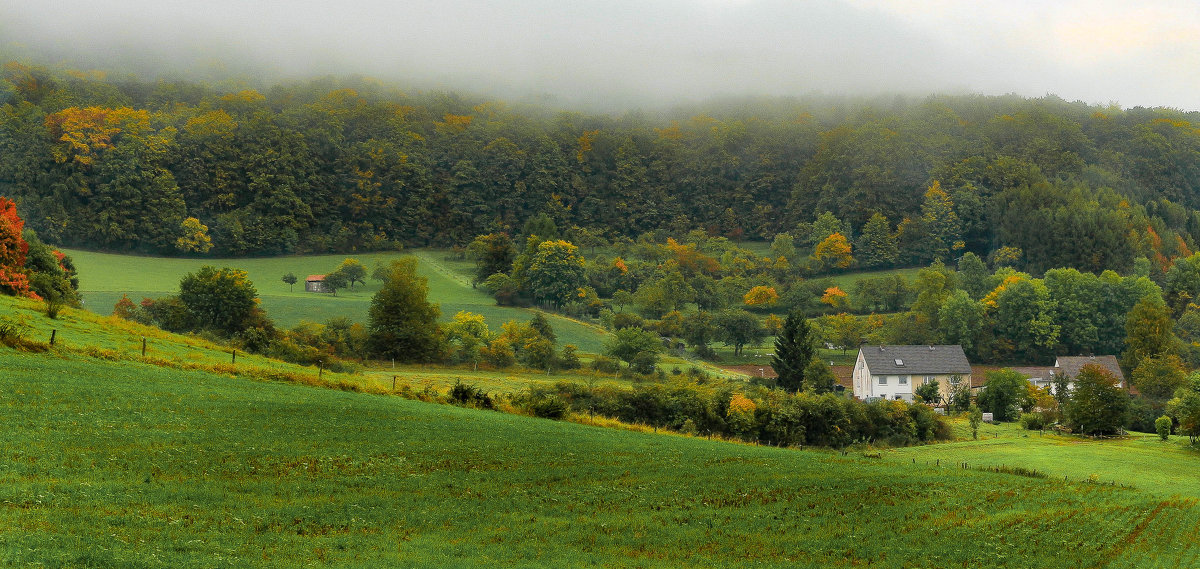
[306,274,325,282]
[859,345,972,375]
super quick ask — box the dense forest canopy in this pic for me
[3,62,1200,277]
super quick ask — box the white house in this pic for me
[852,345,972,403]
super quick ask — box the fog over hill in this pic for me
[3,0,1200,111]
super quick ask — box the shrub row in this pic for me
[518,380,951,448]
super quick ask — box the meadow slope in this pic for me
[2,346,1199,567]
[62,248,608,353]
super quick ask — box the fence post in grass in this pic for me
[49,329,56,346]
[231,350,236,364]
[141,337,146,357]
[392,376,397,391]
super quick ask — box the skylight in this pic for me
[895,358,904,366]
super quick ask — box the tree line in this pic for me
[3,62,1200,279]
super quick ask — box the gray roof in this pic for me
[1055,355,1124,383]
[859,345,972,375]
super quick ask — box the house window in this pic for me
[899,376,908,385]
[950,376,962,385]
[924,375,936,384]
[878,376,887,385]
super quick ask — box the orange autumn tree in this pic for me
[744,285,779,307]
[810,232,853,271]
[0,197,34,298]
[821,286,848,310]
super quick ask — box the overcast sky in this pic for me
[3,0,1199,111]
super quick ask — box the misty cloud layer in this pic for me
[3,0,1198,110]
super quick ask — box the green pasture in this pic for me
[3,348,1200,568]
[824,266,923,291]
[61,248,608,353]
[888,420,1200,500]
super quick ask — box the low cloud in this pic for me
[2,0,1197,110]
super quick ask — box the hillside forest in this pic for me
[4,62,1200,428]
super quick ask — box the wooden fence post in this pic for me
[141,337,147,357]
[231,350,236,364]
[49,329,56,346]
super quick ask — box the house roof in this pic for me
[859,345,972,375]
[306,274,325,282]
[1055,355,1124,383]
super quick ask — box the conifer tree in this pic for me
[772,310,817,393]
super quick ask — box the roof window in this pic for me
[895,358,904,366]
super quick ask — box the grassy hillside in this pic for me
[0,293,650,398]
[62,248,608,353]
[2,292,1199,566]
[3,345,1199,568]
[888,421,1200,499]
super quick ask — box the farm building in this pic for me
[305,274,328,293]
[1011,355,1125,393]
[852,345,972,403]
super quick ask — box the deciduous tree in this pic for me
[178,266,261,335]
[1067,364,1129,436]
[367,258,444,363]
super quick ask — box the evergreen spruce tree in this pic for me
[772,310,817,393]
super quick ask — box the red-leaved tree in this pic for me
[0,197,34,298]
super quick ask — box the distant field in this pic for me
[62,248,608,353]
[824,266,923,290]
[889,420,1200,499]
[4,345,1200,567]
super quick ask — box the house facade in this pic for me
[852,345,972,403]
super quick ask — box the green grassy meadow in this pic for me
[62,248,608,353]
[4,345,1200,568]
[888,420,1200,499]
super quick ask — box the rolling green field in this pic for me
[4,289,1200,566]
[3,347,1200,568]
[62,248,609,353]
[888,421,1200,499]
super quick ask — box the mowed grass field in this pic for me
[3,347,1200,568]
[62,248,608,353]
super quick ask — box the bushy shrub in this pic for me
[449,381,494,409]
[590,356,621,374]
[1156,415,1172,441]
[530,394,568,419]
[1020,412,1049,431]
